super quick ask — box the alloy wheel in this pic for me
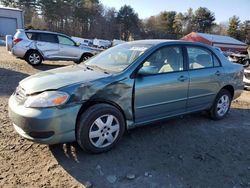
[29,53,41,65]
[89,114,120,148]
[216,94,230,117]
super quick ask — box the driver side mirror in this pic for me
[76,42,81,47]
[137,66,158,76]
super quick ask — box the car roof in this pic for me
[126,39,214,49]
[19,29,70,38]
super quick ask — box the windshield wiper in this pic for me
[86,66,93,71]
[85,65,110,74]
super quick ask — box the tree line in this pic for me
[1,0,250,44]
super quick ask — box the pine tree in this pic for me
[173,13,184,38]
[117,5,140,41]
[227,16,241,39]
[193,7,215,33]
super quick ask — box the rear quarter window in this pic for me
[213,55,221,67]
[25,32,38,40]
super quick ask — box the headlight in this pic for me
[24,91,69,108]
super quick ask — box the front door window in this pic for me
[142,46,184,74]
[58,36,75,46]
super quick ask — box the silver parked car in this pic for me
[6,29,100,66]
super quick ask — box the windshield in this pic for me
[85,42,153,73]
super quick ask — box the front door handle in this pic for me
[215,71,221,76]
[178,75,188,82]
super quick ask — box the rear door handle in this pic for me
[215,71,221,76]
[178,75,188,82]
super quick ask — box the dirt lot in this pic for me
[0,46,250,188]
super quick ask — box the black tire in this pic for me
[76,104,125,153]
[210,89,232,120]
[74,60,80,64]
[25,51,42,66]
[74,53,93,64]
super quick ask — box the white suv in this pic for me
[6,29,100,66]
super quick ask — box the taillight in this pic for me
[13,38,22,44]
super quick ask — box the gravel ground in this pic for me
[0,46,250,188]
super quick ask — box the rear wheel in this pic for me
[25,51,42,66]
[76,104,125,153]
[210,89,232,120]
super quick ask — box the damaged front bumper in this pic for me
[8,94,81,144]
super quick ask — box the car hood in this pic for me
[19,65,109,94]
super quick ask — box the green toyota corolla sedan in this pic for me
[9,40,244,153]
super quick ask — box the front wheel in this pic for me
[210,89,232,120]
[76,104,125,153]
[74,53,93,64]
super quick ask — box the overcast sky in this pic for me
[100,0,250,23]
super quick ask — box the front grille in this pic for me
[14,86,27,104]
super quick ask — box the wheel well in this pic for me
[80,53,93,62]
[24,49,43,60]
[75,100,127,131]
[221,85,234,98]
[81,53,93,58]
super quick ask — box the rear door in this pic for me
[57,35,82,60]
[36,33,59,59]
[134,46,189,123]
[186,46,224,111]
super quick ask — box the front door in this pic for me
[57,35,81,60]
[134,46,189,123]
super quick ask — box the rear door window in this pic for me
[37,33,58,43]
[187,47,217,69]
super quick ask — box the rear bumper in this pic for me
[8,94,81,144]
[11,46,27,58]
